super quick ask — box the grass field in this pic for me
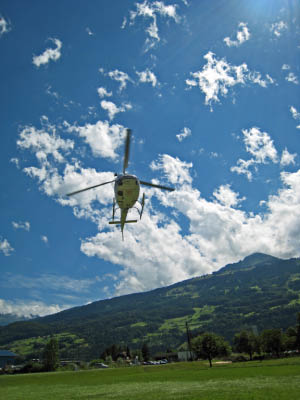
[1,357,300,400]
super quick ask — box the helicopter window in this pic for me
[118,191,123,196]
[135,180,138,184]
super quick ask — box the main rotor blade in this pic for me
[123,128,131,174]
[66,180,115,197]
[140,180,175,192]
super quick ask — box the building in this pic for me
[177,350,196,362]
[0,350,18,368]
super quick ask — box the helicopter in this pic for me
[67,129,175,240]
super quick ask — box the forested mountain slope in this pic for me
[1,253,300,358]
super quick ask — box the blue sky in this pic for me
[1,0,300,318]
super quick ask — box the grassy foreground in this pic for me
[1,358,300,400]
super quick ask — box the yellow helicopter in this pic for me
[67,129,174,239]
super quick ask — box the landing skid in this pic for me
[110,194,145,224]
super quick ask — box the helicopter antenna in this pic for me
[123,129,131,174]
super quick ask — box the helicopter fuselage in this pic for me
[114,174,140,210]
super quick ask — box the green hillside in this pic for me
[1,253,300,359]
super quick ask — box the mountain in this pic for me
[217,253,280,272]
[1,253,300,360]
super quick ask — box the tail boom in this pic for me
[109,220,137,224]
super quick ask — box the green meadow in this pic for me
[1,358,300,400]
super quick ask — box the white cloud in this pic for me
[33,38,62,67]
[100,100,132,120]
[186,52,247,106]
[0,238,14,256]
[146,20,159,43]
[224,22,250,47]
[264,170,300,255]
[290,106,300,120]
[46,85,59,99]
[17,124,74,163]
[97,87,112,98]
[12,221,30,231]
[270,21,287,37]
[242,127,278,164]
[136,68,158,87]
[156,162,300,264]
[150,154,193,185]
[248,72,274,88]
[230,158,255,181]
[286,72,299,85]
[3,273,95,293]
[0,298,64,318]
[107,69,131,91]
[130,1,180,23]
[26,161,115,210]
[128,1,181,51]
[23,165,48,182]
[17,136,114,218]
[231,127,278,181]
[186,52,273,107]
[213,184,245,207]
[41,235,48,244]
[176,127,191,142]
[16,119,118,212]
[100,101,121,120]
[155,1,180,20]
[121,17,127,29]
[0,15,11,36]
[231,128,297,176]
[81,214,209,295]
[280,148,297,166]
[68,120,125,159]
[10,157,20,168]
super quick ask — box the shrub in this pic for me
[231,354,248,362]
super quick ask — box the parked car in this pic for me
[94,362,108,368]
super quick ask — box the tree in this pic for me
[234,330,260,360]
[110,344,119,361]
[295,312,300,353]
[284,327,297,352]
[261,329,284,357]
[192,332,231,368]
[43,337,59,371]
[126,345,131,359]
[141,343,150,362]
[100,344,121,361]
[131,349,143,363]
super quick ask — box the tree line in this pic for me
[191,312,300,367]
